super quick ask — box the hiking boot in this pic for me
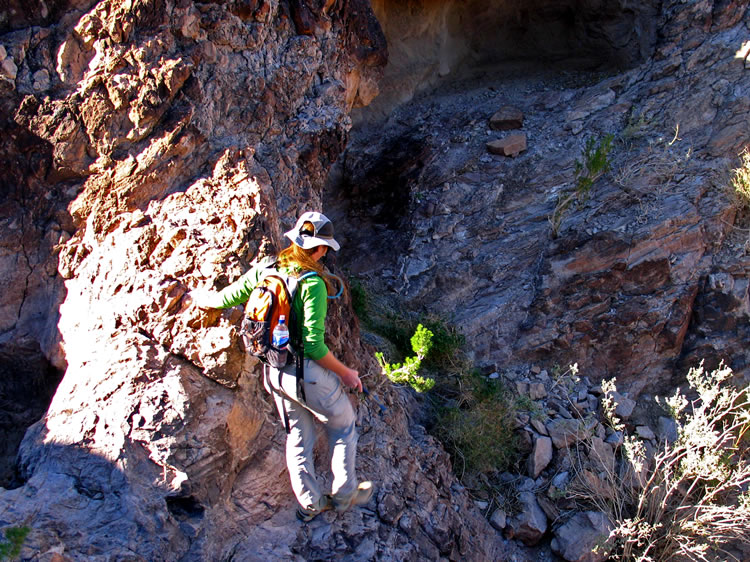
[332,481,374,513]
[296,495,331,522]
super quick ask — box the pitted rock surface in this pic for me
[0,1,507,560]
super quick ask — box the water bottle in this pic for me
[272,315,289,349]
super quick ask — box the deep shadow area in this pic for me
[0,339,64,488]
[355,0,661,123]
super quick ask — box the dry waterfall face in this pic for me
[0,0,749,560]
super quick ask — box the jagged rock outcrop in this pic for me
[0,1,509,560]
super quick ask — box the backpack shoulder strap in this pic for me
[283,270,318,299]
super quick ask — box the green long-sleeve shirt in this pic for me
[206,259,329,360]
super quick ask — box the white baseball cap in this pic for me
[284,211,341,251]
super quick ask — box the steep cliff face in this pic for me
[331,0,750,396]
[0,1,506,560]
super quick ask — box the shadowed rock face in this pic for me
[0,339,62,488]
[360,0,662,122]
[330,0,749,395]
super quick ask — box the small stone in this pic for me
[487,133,527,157]
[490,508,507,530]
[530,418,548,435]
[546,418,585,449]
[489,106,524,130]
[536,494,560,521]
[636,425,656,440]
[527,435,553,478]
[567,120,584,135]
[32,69,51,91]
[516,413,530,427]
[528,382,547,400]
[589,437,615,473]
[1,56,18,81]
[551,511,614,562]
[605,431,624,447]
[657,416,678,444]
[551,472,570,490]
[505,491,547,546]
[608,391,636,420]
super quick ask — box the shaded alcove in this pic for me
[356,0,661,124]
[0,339,64,488]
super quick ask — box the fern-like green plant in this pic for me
[376,323,435,392]
[0,526,30,561]
[575,133,614,199]
[550,133,614,237]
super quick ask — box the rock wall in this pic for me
[0,1,508,560]
[330,0,750,395]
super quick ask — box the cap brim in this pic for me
[285,230,340,251]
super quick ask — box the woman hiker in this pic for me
[191,211,373,521]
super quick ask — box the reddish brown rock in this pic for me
[487,132,527,157]
[490,106,524,130]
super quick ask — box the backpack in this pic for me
[240,258,317,369]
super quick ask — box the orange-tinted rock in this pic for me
[487,132,527,157]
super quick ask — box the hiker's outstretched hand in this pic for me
[340,368,362,393]
[188,289,215,310]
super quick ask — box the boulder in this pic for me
[551,511,614,562]
[505,491,547,546]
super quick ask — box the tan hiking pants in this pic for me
[265,359,358,510]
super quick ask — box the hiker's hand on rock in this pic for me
[340,368,362,392]
[188,289,214,310]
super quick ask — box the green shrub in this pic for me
[349,277,369,320]
[574,134,614,198]
[359,280,518,491]
[0,526,30,561]
[376,324,435,392]
[433,373,519,476]
[550,134,614,237]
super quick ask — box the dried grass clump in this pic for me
[568,362,750,561]
[731,148,750,208]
